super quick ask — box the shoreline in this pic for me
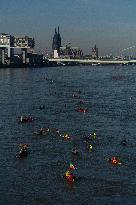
[0,59,136,68]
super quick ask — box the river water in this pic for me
[0,65,136,205]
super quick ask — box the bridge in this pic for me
[48,58,136,65]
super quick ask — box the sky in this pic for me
[0,0,136,56]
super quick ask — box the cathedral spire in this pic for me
[52,26,61,50]
[57,26,61,47]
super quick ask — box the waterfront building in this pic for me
[0,33,14,64]
[14,36,35,48]
[14,36,35,64]
[0,33,35,65]
[59,45,83,59]
[26,53,43,66]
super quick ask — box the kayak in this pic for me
[16,151,28,158]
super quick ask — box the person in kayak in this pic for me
[108,156,122,165]
[89,144,93,151]
[75,108,88,113]
[55,129,60,134]
[63,133,71,140]
[17,144,28,158]
[64,170,75,182]
[18,116,33,123]
[71,146,79,155]
[39,128,44,135]
[69,162,76,170]
[39,105,45,110]
[38,127,50,135]
[121,139,127,146]
[92,132,96,139]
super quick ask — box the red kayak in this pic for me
[75,108,88,113]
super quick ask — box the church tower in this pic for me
[57,26,61,48]
[52,26,61,58]
[52,28,58,50]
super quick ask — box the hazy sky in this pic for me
[0,0,136,56]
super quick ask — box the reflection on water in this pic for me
[0,66,136,205]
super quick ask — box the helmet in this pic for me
[65,171,70,177]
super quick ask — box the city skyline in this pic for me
[0,0,136,56]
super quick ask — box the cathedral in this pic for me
[52,27,83,59]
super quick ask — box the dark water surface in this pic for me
[0,65,136,205]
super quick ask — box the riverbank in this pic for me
[1,58,136,68]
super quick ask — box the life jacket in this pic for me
[65,173,75,182]
[67,175,74,182]
[69,163,76,170]
[92,132,96,139]
[89,144,93,150]
[72,149,78,155]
